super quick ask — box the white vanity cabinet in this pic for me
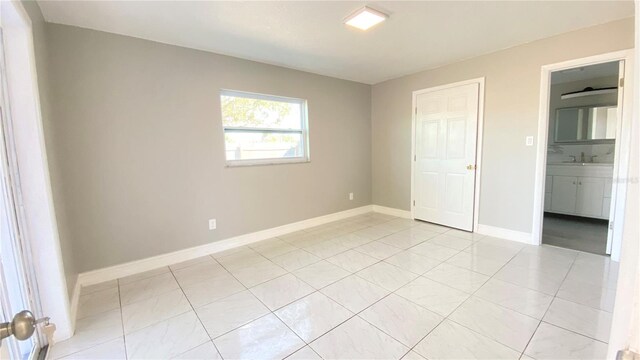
[545,164,613,220]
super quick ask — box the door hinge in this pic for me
[413,200,415,206]
[609,221,614,230]
[619,78,624,87]
[414,155,416,161]
[415,107,417,115]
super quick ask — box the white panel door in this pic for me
[413,83,479,231]
[576,177,606,217]
[550,176,578,213]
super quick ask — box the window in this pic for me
[220,90,309,166]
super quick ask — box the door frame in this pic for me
[1,0,74,342]
[532,49,634,261]
[410,77,486,232]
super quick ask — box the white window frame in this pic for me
[220,89,310,167]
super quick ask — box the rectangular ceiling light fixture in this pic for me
[344,6,388,31]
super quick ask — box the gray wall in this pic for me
[21,1,78,297]
[371,18,633,234]
[45,24,372,272]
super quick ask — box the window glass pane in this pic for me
[224,131,303,161]
[221,94,302,130]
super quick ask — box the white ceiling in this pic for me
[38,1,634,84]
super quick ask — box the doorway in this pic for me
[411,78,484,231]
[533,50,634,261]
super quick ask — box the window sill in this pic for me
[225,158,311,168]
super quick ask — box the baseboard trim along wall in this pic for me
[70,204,534,332]
[475,224,535,245]
[371,205,412,219]
[77,205,373,287]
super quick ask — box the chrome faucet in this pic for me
[580,152,586,163]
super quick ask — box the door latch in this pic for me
[0,310,51,344]
[466,164,477,170]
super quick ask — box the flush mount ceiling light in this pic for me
[344,6,388,31]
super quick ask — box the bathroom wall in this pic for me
[547,75,619,164]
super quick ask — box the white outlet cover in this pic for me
[526,136,534,146]
[209,219,217,230]
[349,193,354,200]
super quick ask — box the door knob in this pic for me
[466,165,476,170]
[0,310,49,342]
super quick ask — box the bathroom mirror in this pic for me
[555,105,617,143]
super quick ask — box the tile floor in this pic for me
[542,213,608,255]
[50,212,618,360]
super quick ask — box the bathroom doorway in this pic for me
[532,49,634,260]
[541,61,620,255]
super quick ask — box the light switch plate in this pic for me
[526,136,534,146]
[209,219,216,230]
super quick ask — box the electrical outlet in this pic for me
[526,136,534,146]
[349,192,354,200]
[208,219,217,230]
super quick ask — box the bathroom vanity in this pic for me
[544,163,613,220]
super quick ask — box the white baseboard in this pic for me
[71,204,413,327]
[475,224,534,245]
[77,205,373,287]
[68,279,81,337]
[371,205,412,219]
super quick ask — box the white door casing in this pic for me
[413,82,480,231]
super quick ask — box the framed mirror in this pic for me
[554,105,617,143]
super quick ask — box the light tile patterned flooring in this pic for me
[50,213,618,360]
